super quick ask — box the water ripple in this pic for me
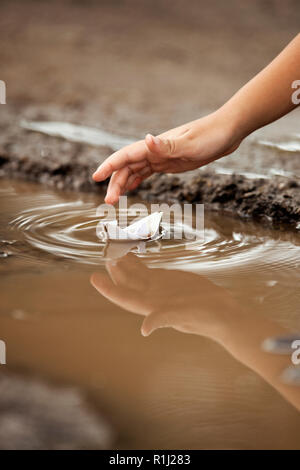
[8,198,300,275]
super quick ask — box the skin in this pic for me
[92,34,300,204]
[91,253,300,412]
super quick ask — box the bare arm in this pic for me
[91,256,300,412]
[222,33,300,138]
[93,34,300,204]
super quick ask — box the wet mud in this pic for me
[0,106,300,227]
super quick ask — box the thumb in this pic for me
[141,309,174,337]
[145,133,181,158]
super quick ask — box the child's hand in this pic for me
[92,110,242,205]
[90,253,238,339]
[93,34,300,205]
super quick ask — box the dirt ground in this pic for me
[1,0,299,129]
[0,0,300,225]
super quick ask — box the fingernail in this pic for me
[145,133,152,143]
[146,134,160,146]
[93,169,101,179]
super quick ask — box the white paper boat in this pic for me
[97,212,163,242]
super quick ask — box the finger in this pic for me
[113,255,149,288]
[92,140,149,182]
[91,272,125,302]
[141,309,174,337]
[91,272,134,305]
[125,166,152,192]
[90,272,149,314]
[145,133,182,158]
[105,160,152,203]
[105,260,129,286]
[116,253,149,279]
[105,259,146,291]
[105,167,131,205]
[127,175,143,191]
[128,161,149,172]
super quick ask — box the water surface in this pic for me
[0,179,300,449]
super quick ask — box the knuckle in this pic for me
[106,162,114,174]
[166,138,176,156]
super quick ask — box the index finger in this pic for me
[92,139,149,182]
[90,272,148,314]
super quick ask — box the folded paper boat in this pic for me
[97,212,163,242]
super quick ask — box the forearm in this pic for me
[216,308,300,411]
[221,33,300,140]
[93,35,300,201]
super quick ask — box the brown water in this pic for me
[1,179,300,449]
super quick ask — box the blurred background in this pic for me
[1,0,299,135]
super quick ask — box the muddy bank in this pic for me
[0,106,299,227]
[137,173,300,227]
[0,107,108,192]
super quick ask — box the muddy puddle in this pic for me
[0,179,300,449]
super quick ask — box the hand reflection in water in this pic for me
[91,253,237,339]
[91,253,300,411]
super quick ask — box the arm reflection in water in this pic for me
[90,253,300,411]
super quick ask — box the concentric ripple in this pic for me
[8,195,300,275]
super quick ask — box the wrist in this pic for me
[201,299,250,346]
[216,100,249,144]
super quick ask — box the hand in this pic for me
[91,254,300,412]
[93,35,300,205]
[90,253,239,339]
[92,110,242,204]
